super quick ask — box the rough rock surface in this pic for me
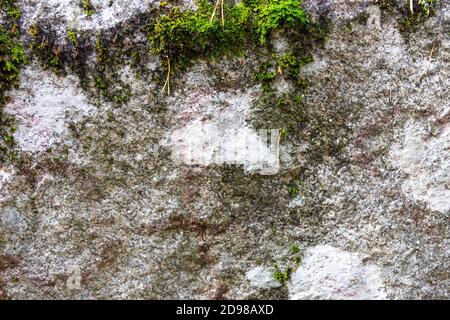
[0,0,449,300]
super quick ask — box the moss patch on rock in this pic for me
[147,0,313,80]
[0,0,27,163]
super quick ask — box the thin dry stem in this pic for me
[162,57,171,95]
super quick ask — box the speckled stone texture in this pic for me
[0,0,449,299]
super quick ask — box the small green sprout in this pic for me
[67,30,78,46]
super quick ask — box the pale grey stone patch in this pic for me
[0,207,28,234]
[164,88,281,175]
[390,121,450,214]
[246,266,281,289]
[287,196,304,208]
[19,0,198,38]
[272,35,290,55]
[66,264,82,290]
[4,64,95,153]
[300,58,327,76]
[288,245,387,300]
[366,5,381,31]
[303,0,373,23]
[20,0,152,33]
[0,167,14,202]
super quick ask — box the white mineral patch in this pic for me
[4,65,95,153]
[288,195,304,208]
[390,121,450,214]
[0,168,12,188]
[166,90,280,175]
[288,245,387,300]
[246,266,281,289]
[20,0,155,32]
[0,168,14,201]
[300,59,327,75]
[20,0,197,34]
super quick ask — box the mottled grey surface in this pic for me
[0,0,449,299]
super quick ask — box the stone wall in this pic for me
[0,0,448,299]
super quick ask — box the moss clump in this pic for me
[67,30,78,46]
[417,0,437,15]
[254,52,311,95]
[29,24,66,73]
[290,244,299,254]
[377,0,439,32]
[149,0,254,68]
[2,0,20,19]
[255,65,276,91]
[148,0,310,69]
[0,29,26,91]
[92,37,134,105]
[256,0,309,44]
[378,0,437,14]
[80,0,95,16]
[1,0,27,163]
[251,49,314,141]
[287,180,299,198]
[277,52,312,84]
[273,266,291,285]
[272,244,303,285]
[400,0,438,30]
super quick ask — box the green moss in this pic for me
[67,30,78,46]
[5,6,20,19]
[148,0,253,69]
[279,127,288,141]
[287,180,299,197]
[290,244,299,254]
[379,0,438,15]
[1,0,27,163]
[417,0,437,15]
[2,0,21,19]
[273,265,291,285]
[148,0,310,70]
[291,244,302,265]
[111,86,132,104]
[0,30,26,83]
[129,50,139,70]
[29,25,65,73]
[256,0,309,44]
[255,69,276,87]
[80,0,95,16]
[91,37,134,105]
[146,0,324,108]
[379,0,439,32]
[272,244,303,285]
[294,94,303,104]
[253,51,313,104]
[95,76,107,91]
[277,52,312,80]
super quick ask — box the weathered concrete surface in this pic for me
[0,0,449,300]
